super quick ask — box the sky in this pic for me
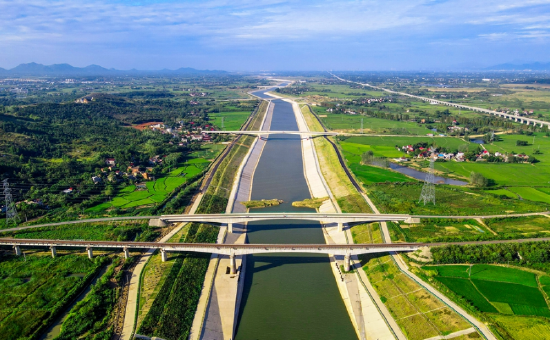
[1,0,550,71]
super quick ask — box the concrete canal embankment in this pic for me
[191,101,273,340]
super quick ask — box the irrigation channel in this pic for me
[234,90,356,339]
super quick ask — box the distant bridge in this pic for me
[206,131,338,137]
[3,212,548,234]
[332,74,550,128]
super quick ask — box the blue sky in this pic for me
[1,0,550,70]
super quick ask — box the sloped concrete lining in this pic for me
[197,99,273,340]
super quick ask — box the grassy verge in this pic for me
[302,104,477,339]
[241,199,283,209]
[301,107,372,213]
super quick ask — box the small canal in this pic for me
[41,265,109,340]
[234,93,356,339]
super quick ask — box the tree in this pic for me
[469,172,488,188]
[361,150,374,164]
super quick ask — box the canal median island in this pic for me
[241,199,283,209]
[292,197,328,209]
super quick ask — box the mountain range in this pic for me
[0,63,227,76]
[485,62,550,71]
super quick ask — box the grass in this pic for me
[390,219,488,243]
[0,254,103,339]
[241,199,283,209]
[208,111,251,130]
[425,264,550,318]
[368,183,548,216]
[292,197,329,209]
[484,216,550,236]
[311,137,373,213]
[508,187,550,204]
[490,314,550,340]
[315,111,432,135]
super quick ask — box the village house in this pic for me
[105,158,116,166]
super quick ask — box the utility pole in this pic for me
[2,179,19,226]
[361,118,363,134]
[221,117,224,131]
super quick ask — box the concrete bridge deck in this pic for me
[206,130,338,137]
[3,212,548,234]
[4,237,550,273]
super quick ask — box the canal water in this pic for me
[235,95,356,339]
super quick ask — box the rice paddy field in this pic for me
[88,158,209,212]
[423,264,550,339]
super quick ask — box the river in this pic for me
[234,93,356,339]
[389,162,468,186]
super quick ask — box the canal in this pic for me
[234,94,357,339]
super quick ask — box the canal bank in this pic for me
[193,101,273,340]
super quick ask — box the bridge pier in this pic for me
[87,247,93,259]
[344,253,351,272]
[338,222,344,232]
[229,253,236,275]
[13,245,21,256]
[51,246,57,258]
[123,247,130,259]
[161,249,167,262]
[228,222,233,234]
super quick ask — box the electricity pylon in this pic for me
[2,179,19,226]
[419,157,436,206]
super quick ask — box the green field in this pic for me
[484,216,550,236]
[336,133,550,189]
[389,219,489,243]
[426,265,550,318]
[507,187,550,203]
[10,222,156,242]
[367,183,547,216]
[88,160,209,212]
[314,110,432,135]
[208,111,251,130]
[0,254,104,339]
